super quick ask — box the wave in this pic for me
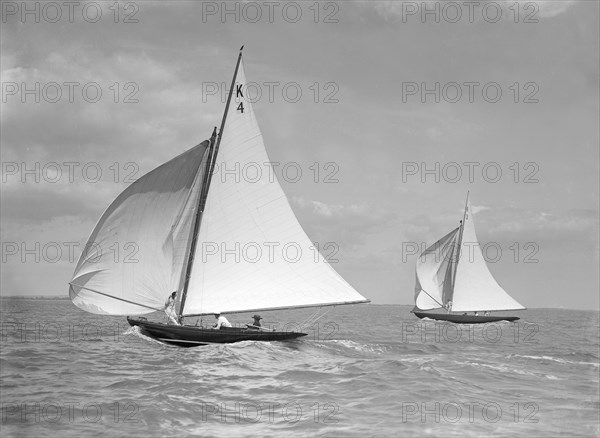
[454,360,562,380]
[123,326,168,347]
[510,354,599,368]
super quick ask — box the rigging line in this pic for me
[298,307,322,329]
[450,191,470,291]
[298,306,334,330]
[419,289,444,308]
[300,307,333,331]
[434,231,459,277]
[68,283,164,312]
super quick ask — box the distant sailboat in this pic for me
[412,192,525,323]
[69,48,369,346]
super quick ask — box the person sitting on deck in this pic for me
[247,314,262,330]
[213,313,232,330]
[164,291,180,325]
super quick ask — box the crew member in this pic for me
[213,312,232,329]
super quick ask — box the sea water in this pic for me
[1,299,598,437]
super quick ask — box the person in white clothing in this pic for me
[164,292,180,325]
[213,312,232,329]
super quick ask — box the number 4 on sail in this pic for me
[412,192,525,324]
[68,47,369,347]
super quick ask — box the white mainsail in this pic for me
[414,196,525,313]
[414,228,459,310]
[450,199,526,312]
[69,142,210,315]
[183,61,368,315]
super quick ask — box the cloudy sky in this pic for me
[1,1,598,310]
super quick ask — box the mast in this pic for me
[214,46,244,167]
[177,46,245,320]
[448,191,470,307]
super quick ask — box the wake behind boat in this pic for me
[412,192,525,324]
[68,47,369,347]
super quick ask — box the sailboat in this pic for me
[412,192,525,323]
[68,48,369,347]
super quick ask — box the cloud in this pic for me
[1,46,219,166]
[471,204,490,215]
[0,176,121,223]
[534,1,577,18]
[479,207,598,250]
[291,197,397,246]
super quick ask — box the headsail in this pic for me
[414,227,460,310]
[183,59,368,316]
[69,142,210,315]
[450,199,526,312]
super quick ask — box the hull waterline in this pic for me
[127,317,307,347]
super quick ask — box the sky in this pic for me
[1,0,598,310]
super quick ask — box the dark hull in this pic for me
[412,311,519,324]
[127,317,307,347]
